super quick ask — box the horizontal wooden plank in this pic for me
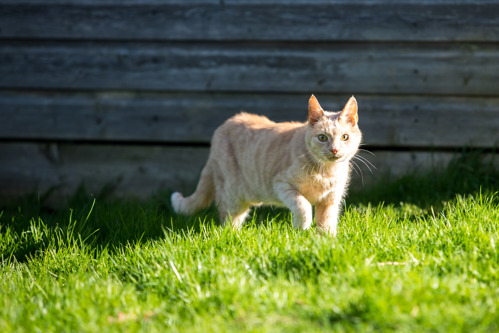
[0,142,480,202]
[1,43,497,95]
[1,3,498,42]
[2,1,492,4]
[1,0,493,4]
[0,143,210,202]
[1,92,498,149]
[0,1,219,4]
[225,0,499,3]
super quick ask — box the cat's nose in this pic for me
[330,148,339,155]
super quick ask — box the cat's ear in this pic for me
[308,94,325,126]
[340,96,358,126]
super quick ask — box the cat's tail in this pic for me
[171,161,215,215]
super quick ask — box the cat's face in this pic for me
[306,95,362,164]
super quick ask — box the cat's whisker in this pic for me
[350,160,361,177]
[355,154,377,170]
[299,152,321,174]
[299,153,315,172]
[302,155,321,175]
[356,157,376,174]
[302,154,314,168]
[353,155,375,174]
[350,160,364,187]
[353,158,374,175]
[358,148,376,157]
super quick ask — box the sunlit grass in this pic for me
[1,153,498,332]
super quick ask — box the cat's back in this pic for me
[218,112,302,134]
[227,112,275,129]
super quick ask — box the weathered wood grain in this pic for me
[1,0,497,201]
[0,0,218,4]
[1,92,498,149]
[1,0,492,4]
[0,143,210,202]
[1,43,497,95]
[225,0,499,3]
[1,3,498,42]
[0,142,475,203]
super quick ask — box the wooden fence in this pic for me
[1,0,498,201]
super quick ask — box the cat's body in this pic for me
[171,95,362,234]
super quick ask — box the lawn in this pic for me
[1,153,498,332]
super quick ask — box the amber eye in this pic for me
[341,134,349,141]
[318,134,328,142]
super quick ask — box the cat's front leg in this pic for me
[315,199,342,236]
[274,182,313,230]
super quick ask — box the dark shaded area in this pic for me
[348,150,498,209]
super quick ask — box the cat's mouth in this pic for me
[326,153,342,161]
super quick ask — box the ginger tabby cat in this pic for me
[172,95,362,235]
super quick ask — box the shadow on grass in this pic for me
[1,151,497,263]
[0,186,223,263]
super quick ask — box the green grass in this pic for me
[1,152,498,332]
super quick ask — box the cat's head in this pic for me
[305,95,362,164]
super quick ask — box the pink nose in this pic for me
[330,148,339,155]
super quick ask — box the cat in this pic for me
[171,95,362,235]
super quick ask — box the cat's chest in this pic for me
[297,174,337,204]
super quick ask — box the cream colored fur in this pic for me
[171,95,362,235]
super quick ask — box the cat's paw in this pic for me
[317,225,337,237]
[171,192,184,213]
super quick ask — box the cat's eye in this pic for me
[318,134,328,142]
[340,134,349,141]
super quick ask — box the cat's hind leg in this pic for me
[217,201,250,229]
